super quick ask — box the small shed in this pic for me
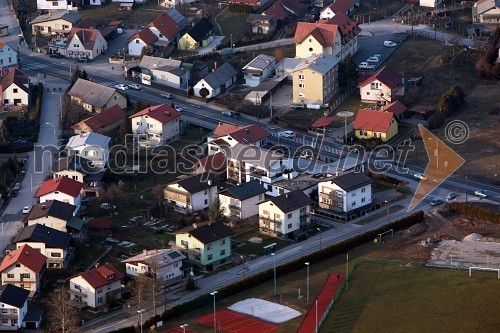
[408,76,423,87]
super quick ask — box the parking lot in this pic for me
[355,32,407,73]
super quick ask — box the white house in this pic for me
[164,173,219,213]
[64,28,107,60]
[130,104,182,145]
[420,0,445,8]
[318,172,372,213]
[66,132,111,167]
[14,224,72,269]
[258,190,312,238]
[1,69,29,108]
[26,200,78,232]
[128,28,158,57]
[122,249,186,281]
[139,56,190,89]
[31,11,83,35]
[69,263,123,310]
[0,245,46,297]
[0,284,30,331]
[242,54,276,87]
[193,62,238,99]
[35,177,83,213]
[36,0,79,11]
[0,41,18,68]
[219,180,267,220]
[358,66,405,103]
[147,12,183,46]
[207,123,270,155]
[319,0,355,19]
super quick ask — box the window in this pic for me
[97,297,103,303]
[361,198,366,203]
[7,274,14,278]
[52,1,58,5]
[181,240,188,247]
[136,40,140,43]
[287,213,292,219]
[1,319,7,324]
[207,254,213,260]
[13,88,18,93]
[51,252,61,257]
[204,199,208,205]
[220,249,225,256]
[361,188,366,193]
[300,207,306,214]
[337,202,343,208]
[298,83,305,88]
[288,223,292,229]
[15,263,20,267]
[207,244,213,250]
[298,74,304,80]
[366,92,370,95]
[336,192,343,198]
[159,33,163,37]
[352,193,356,197]
[21,273,30,279]
[220,239,225,245]
[309,47,313,52]
[263,210,269,217]
[97,288,103,293]
[360,130,367,136]
[352,202,356,207]
[299,92,304,97]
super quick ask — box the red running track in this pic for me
[166,328,198,333]
[297,273,346,333]
[196,309,280,333]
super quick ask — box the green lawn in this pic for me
[217,12,249,43]
[322,261,500,333]
[232,229,292,256]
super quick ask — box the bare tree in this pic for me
[132,274,150,324]
[46,287,79,333]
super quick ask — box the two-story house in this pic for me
[13,224,72,269]
[52,155,104,198]
[319,0,356,19]
[242,54,276,87]
[294,22,342,59]
[36,0,79,11]
[0,284,30,331]
[207,123,270,155]
[66,132,111,168]
[31,11,83,36]
[122,249,186,281]
[174,221,234,271]
[247,14,275,35]
[128,28,158,57]
[178,17,214,51]
[319,13,362,60]
[164,173,219,213]
[139,56,190,90]
[71,104,125,134]
[353,109,399,142]
[472,0,500,33]
[292,53,340,106]
[60,28,107,60]
[219,180,267,221]
[147,12,183,47]
[318,172,372,213]
[358,66,405,103]
[27,200,78,232]
[258,190,312,238]
[67,79,127,112]
[0,69,29,108]
[0,42,18,68]
[193,62,238,99]
[35,177,84,213]
[0,245,46,297]
[69,263,123,310]
[130,104,182,145]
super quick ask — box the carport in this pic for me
[310,116,336,134]
[408,105,435,119]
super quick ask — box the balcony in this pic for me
[229,204,240,210]
[68,289,87,297]
[0,312,18,319]
[48,38,68,48]
[171,244,201,256]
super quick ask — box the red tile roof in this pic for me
[383,101,406,117]
[358,66,403,90]
[294,22,339,46]
[264,1,290,21]
[78,263,123,289]
[68,28,102,50]
[324,0,354,15]
[0,244,46,274]
[353,109,395,133]
[311,116,336,128]
[226,124,270,144]
[213,123,241,137]
[1,69,28,93]
[35,176,83,198]
[129,28,158,45]
[198,152,227,174]
[148,13,182,40]
[130,104,182,124]
[71,104,125,132]
[320,13,360,45]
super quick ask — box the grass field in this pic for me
[217,11,249,43]
[321,261,500,333]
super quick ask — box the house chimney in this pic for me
[245,128,249,133]
[193,223,198,228]
[80,134,84,138]
[148,108,152,112]
[285,193,288,199]
[214,62,217,70]
[42,204,46,210]
[143,249,147,255]
[164,111,170,116]
[305,60,309,64]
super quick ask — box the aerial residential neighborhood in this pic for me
[0,0,499,332]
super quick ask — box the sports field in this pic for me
[321,261,500,332]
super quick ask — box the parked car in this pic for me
[116,28,124,34]
[372,54,383,60]
[279,130,295,139]
[414,173,426,180]
[222,110,235,117]
[290,103,305,110]
[9,189,18,197]
[128,84,141,90]
[49,53,63,59]
[114,84,129,91]
[367,56,381,63]
[358,62,375,69]
[430,198,444,206]
[13,183,21,191]
[160,93,173,99]
[22,206,32,214]
[384,40,397,47]
[100,203,117,210]
[13,139,28,145]
[474,190,489,198]
[77,57,88,63]
[445,192,457,201]
[174,106,184,112]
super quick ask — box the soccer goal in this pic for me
[469,267,500,279]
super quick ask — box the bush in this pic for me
[437,85,465,116]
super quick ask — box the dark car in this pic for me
[77,57,88,63]
[430,198,444,206]
[10,189,18,197]
[13,139,28,145]
[49,53,64,59]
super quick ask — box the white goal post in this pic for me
[469,267,500,279]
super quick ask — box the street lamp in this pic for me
[180,324,189,333]
[271,252,276,295]
[45,122,55,136]
[305,262,310,305]
[317,228,322,250]
[240,255,245,280]
[384,200,390,224]
[465,176,468,204]
[137,309,145,333]
[210,291,218,333]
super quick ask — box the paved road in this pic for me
[0,0,22,46]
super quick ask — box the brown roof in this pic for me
[77,263,123,289]
[1,69,28,93]
[0,245,46,274]
[382,101,406,117]
[87,218,112,230]
[311,116,336,128]
[353,109,395,133]
[212,123,270,144]
[265,190,313,213]
[358,66,403,90]
[130,104,182,124]
[324,0,354,15]
[213,123,241,137]
[175,221,234,244]
[68,28,102,50]
[294,22,339,46]
[264,2,290,21]
[320,13,360,45]
[35,176,83,198]
[129,28,158,45]
[198,152,226,174]
[77,17,99,29]
[148,12,182,40]
[71,104,125,132]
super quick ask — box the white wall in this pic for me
[128,39,148,57]
[67,32,107,60]
[0,44,18,67]
[320,181,372,212]
[1,266,40,293]
[71,144,109,167]
[360,79,396,102]
[36,0,78,10]
[259,201,310,236]
[70,276,121,309]
[132,116,180,143]
[125,261,183,280]
[40,193,81,213]
[191,187,217,211]
[151,68,189,89]
[28,217,67,232]
[2,84,28,106]
[193,79,216,98]
[0,301,27,330]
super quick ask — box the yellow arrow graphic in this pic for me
[408,124,465,211]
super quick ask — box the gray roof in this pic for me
[176,221,234,244]
[221,180,267,201]
[172,172,219,194]
[14,224,71,249]
[168,67,189,77]
[222,143,284,170]
[66,132,111,150]
[51,155,94,173]
[0,284,29,308]
[140,56,182,71]
[27,200,76,221]
[266,190,313,213]
[303,53,339,75]
[243,54,276,72]
[201,62,238,89]
[68,216,85,231]
[248,13,274,21]
[327,172,372,192]
[276,57,308,72]
[68,79,121,108]
[31,11,83,24]
[167,8,189,28]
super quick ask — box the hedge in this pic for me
[446,202,500,223]
[140,211,424,329]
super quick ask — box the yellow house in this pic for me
[178,18,213,51]
[293,21,342,59]
[353,109,398,142]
